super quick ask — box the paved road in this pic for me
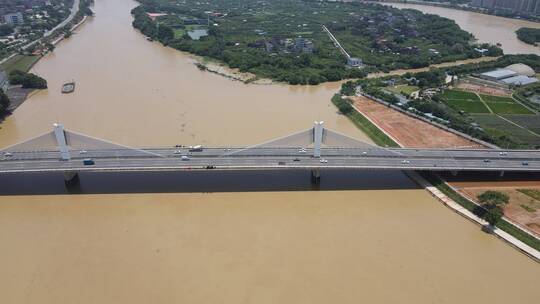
[1,147,539,173]
[43,0,81,38]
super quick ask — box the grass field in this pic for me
[441,89,490,113]
[386,85,419,96]
[503,115,540,134]
[480,94,534,115]
[0,55,40,74]
[472,114,540,146]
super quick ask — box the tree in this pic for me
[9,70,47,89]
[0,24,14,36]
[0,89,10,114]
[483,205,504,226]
[478,191,509,206]
[332,94,353,114]
[157,25,174,43]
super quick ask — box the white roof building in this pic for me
[501,75,539,86]
[480,69,518,81]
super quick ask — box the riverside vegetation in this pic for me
[339,54,540,149]
[516,27,540,46]
[131,0,501,85]
[333,79,540,251]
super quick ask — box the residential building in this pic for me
[471,0,540,15]
[347,57,362,67]
[3,12,24,25]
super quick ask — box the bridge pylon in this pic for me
[313,121,323,158]
[54,123,71,160]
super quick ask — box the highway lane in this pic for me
[2,145,540,174]
[1,154,539,173]
[2,147,540,161]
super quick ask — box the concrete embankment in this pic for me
[406,171,540,262]
[348,93,540,260]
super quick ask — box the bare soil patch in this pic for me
[454,82,511,97]
[456,187,540,237]
[350,95,485,149]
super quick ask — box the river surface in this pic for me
[0,0,539,303]
[382,2,540,55]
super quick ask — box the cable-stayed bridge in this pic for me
[1,122,539,184]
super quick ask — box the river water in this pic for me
[0,0,539,303]
[382,2,540,55]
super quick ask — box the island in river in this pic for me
[131,0,502,85]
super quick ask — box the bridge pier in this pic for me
[63,171,79,186]
[311,168,321,185]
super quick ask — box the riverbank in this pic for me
[379,1,540,55]
[333,93,540,260]
[0,13,92,115]
[366,56,500,79]
[375,0,540,23]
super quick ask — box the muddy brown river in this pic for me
[382,2,540,55]
[0,1,538,303]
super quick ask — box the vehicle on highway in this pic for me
[4,152,13,157]
[401,160,410,164]
[278,161,286,165]
[83,158,95,165]
[499,151,508,156]
[189,145,203,152]
[293,158,300,162]
[320,159,328,163]
[298,148,306,154]
[79,150,87,154]
[181,155,190,161]
[522,161,529,166]
[484,159,490,163]
[173,150,181,154]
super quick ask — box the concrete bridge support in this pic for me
[311,168,321,185]
[313,121,323,158]
[54,123,71,160]
[63,171,79,186]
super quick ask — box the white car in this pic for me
[173,150,181,154]
[319,159,328,163]
[181,155,190,161]
[79,150,87,154]
[402,160,410,164]
[4,152,13,157]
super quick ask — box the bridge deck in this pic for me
[1,147,539,173]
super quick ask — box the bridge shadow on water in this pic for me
[0,169,421,196]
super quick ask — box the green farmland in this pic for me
[0,55,40,74]
[440,89,490,113]
[472,114,540,147]
[480,94,534,115]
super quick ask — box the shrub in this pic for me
[477,191,509,206]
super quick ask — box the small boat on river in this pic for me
[62,81,75,94]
